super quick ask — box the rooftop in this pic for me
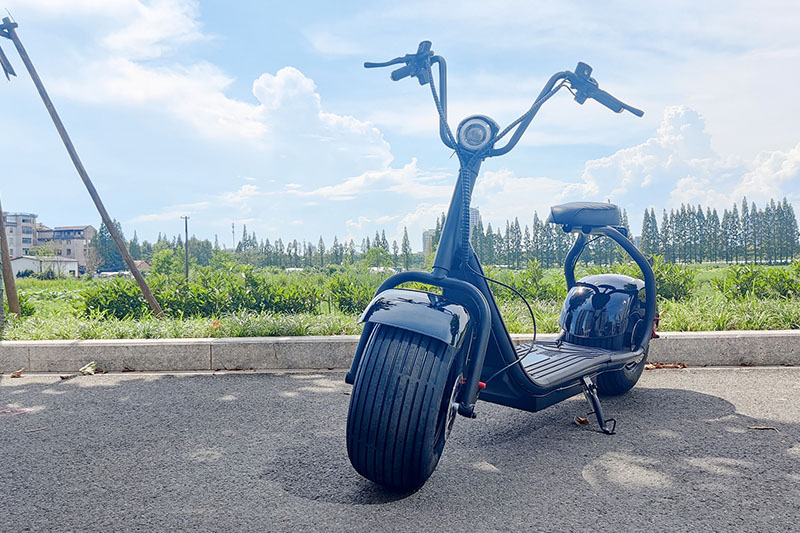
[13,255,79,263]
[54,225,94,231]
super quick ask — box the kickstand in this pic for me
[581,376,616,435]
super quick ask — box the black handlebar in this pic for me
[567,62,643,117]
[364,41,433,85]
[365,42,643,157]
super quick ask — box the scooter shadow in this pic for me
[438,385,798,497]
[264,385,799,506]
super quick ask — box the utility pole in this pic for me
[0,17,164,317]
[0,195,20,317]
[181,215,189,281]
[231,222,235,250]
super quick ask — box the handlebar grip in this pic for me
[390,64,414,81]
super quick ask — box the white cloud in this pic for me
[130,201,209,223]
[290,159,451,201]
[252,67,392,164]
[101,0,206,59]
[573,105,795,214]
[344,214,402,245]
[732,144,800,204]
[59,58,267,139]
[465,105,800,235]
[304,30,362,56]
[36,0,394,170]
[473,169,573,224]
[221,184,261,212]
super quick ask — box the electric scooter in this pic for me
[345,41,657,491]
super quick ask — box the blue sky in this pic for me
[1,0,799,251]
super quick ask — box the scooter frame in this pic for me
[346,42,655,424]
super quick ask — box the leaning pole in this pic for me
[0,17,164,318]
[0,193,20,317]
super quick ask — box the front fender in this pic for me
[360,288,470,349]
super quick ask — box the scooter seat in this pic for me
[547,202,620,228]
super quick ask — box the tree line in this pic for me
[91,221,417,272]
[639,197,799,264]
[89,196,798,273]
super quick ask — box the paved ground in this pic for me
[1,368,799,532]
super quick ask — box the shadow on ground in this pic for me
[1,371,798,531]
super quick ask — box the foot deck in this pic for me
[517,340,643,388]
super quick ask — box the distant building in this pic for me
[11,255,79,278]
[469,207,481,231]
[133,260,151,272]
[47,225,97,271]
[3,213,96,272]
[421,207,482,255]
[422,229,435,255]
[2,212,38,257]
[36,223,52,245]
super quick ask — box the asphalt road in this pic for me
[2,368,799,532]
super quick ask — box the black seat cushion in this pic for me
[547,202,621,228]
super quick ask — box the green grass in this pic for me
[2,263,799,340]
[1,311,363,340]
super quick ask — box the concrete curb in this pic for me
[1,330,798,373]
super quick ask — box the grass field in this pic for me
[2,263,798,340]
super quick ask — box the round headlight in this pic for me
[456,115,498,152]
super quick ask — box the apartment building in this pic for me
[46,225,97,271]
[3,212,97,271]
[2,212,38,257]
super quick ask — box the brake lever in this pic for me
[568,62,643,117]
[364,57,407,69]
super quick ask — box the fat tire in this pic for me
[346,324,459,490]
[596,347,649,396]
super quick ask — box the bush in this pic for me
[328,275,374,314]
[83,277,148,319]
[3,291,35,318]
[35,269,61,280]
[713,264,800,300]
[82,267,323,319]
[587,255,696,300]
[482,260,565,302]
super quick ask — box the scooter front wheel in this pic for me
[346,324,461,491]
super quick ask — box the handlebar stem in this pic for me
[490,71,568,156]
[430,56,455,150]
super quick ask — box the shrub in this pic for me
[82,268,323,319]
[484,260,565,302]
[83,277,148,319]
[713,264,800,300]
[328,275,374,314]
[587,255,695,300]
[3,291,35,318]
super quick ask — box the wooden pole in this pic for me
[181,215,189,281]
[0,194,21,317]
[1,18,164,318]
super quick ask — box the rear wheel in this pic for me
[346,324,461,490]
[596,347,648,396]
